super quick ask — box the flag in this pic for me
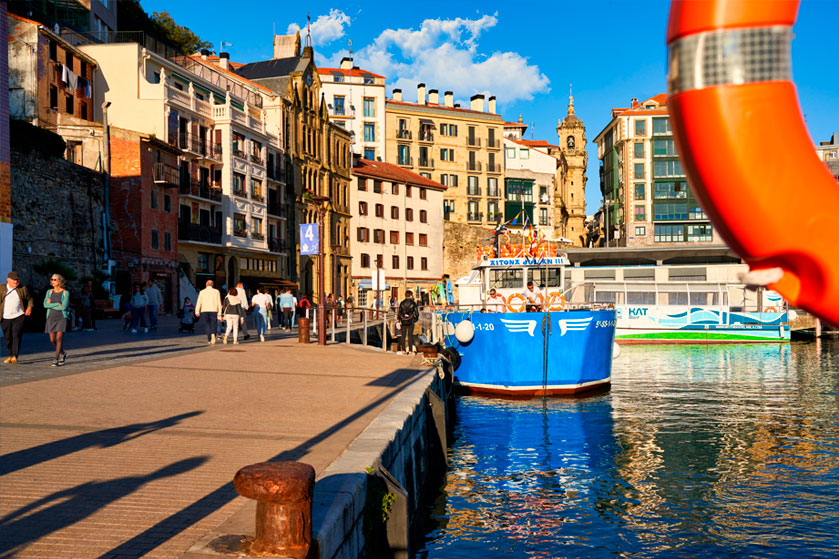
[506,211,521,226]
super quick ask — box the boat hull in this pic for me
[442,309,616,397]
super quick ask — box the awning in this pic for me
[358,280,391,290]
[240,276,298,291]
[419,118,436,128]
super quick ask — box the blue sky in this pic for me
[142,0,839,213]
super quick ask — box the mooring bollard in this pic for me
[233,461,316,558]
[297,317,310,344]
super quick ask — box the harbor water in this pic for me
[415,339,839,557]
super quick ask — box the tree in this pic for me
[151,11,212,55]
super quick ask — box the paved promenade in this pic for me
[0,318,424,558]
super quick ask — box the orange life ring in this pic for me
[505,293,527,313]
[763,306,778,313]
[667,0,839,327]
[546,293,567,311]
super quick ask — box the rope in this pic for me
[541,308,551,398]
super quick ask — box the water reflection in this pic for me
[416,340,839,558]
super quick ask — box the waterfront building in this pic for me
[816,132,839,180]
[385,85,505,228]
[593,94,719,247]
[318,58,386,161]
[77,42,291,299]
[235,34,353,299]
[8,0,117,44]
[350,158,445,305]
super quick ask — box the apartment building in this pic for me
[9,0,117,43]
[319,57,386,161]
[235,33,353,299]
[385,85,505,227]
[816,132,839,180]
[350,158,445,305]
[78,42,292,296]
[503,137,566,238]
[594,94,719,247]
[9,13,97,128]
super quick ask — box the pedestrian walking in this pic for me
[278,289,295,332]
[145,279,162,330]
[397,291,419,355]
[235,282,251,341]
[0,271,34,365]
[222,287,245,344]
[346,295,355,324]
[44,273,70,366]
[267,289,275,331]
[79,284,95,331]
[337,296,345,324]
[129,283,148,333]
[179,297,196,333]
[299,293,312,319]
[250,287,272,342]
[195,280,222,344]
[291,291,298,328]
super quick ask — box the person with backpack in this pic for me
[397,291,419,355]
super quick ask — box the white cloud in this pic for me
[287,10,351,47]
[342,14,549,107]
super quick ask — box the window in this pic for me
[151,229,159,249]
[250,178,262,200]
[487,201,500,222]
[375,203,384,217]
[635,205,646,221]
[164,194,171,212]
[252,217,263,238]
[361,254,370,268]
[652,117,672,135]
[489,268,523,289]
[49,40,57,61]
[358,178,367,191]
[359,201,368,215]
[635,119,646,136]
[687,224,713,242]
[539,207,548,225]
[406,208,414,221]
[357,227,369,242]
[234,214,247,236]
[634,142,645,158]
[654,202,688,221]
[419,188,427,200]
[391,206,399,219]
[420,209,427,223]
[371,180,382,194]
[653,159,684,177]
[449,174,458,187]
[390,231,399,244]
[688,203,708,220]
[364,148,376,160]
[520,148,529,159]
[634,163,645,179]
[65,94,74,114]
[406,232,414,245]
[364,123,376,142]
[363,97,375,117]
[654,181,688,199]
[151,189,159,209]
[398,145,410,165]
[197,252,210,272]
[233,173,245,196]
[49,86,58,109]
[392,255,399,269]
[440,174,448,186]
[440,148,454,161]
[506,147,516,159]
[634,183,645,200]
[654,223,685,242]
[419,233,428,246]
[487,177,499,196]
[373,229,384,243]
[635,226,646,236]
[653,139,677,156]
[406,186,412,197]
[333,96,345,115]
[443,200,454,219]
[407,256,414,270]
[421,257,428,271]
[376,254,384,268]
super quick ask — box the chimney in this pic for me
[219,52,230,71]
[488,95,496,114]
[631,97,639,108]
[200,48,210,60]
[454,103,461,108]
[470,94,485,112]
[392,88,402,102]
[340,57,353,70]
[417,83,426,105]
[444,91,453,107]
[428,89,439,105]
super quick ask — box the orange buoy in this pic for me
[505,293,527,313]
[546,293,567,311]
[667,0,839,326]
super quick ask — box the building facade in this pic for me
[556,94,588,245]
[385,85,505,228]
[816,131,839,180]
[594,94,719,247]
[319,58,386,161]
[350,158,445,306]
[503,137,565,237]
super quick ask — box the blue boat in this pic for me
[441,308,617,397]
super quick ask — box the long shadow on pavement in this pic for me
[0,456,209,558]
[97,367,427,558]
[0,411,204,476]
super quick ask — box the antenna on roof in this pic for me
[530,122,535,140]
[305,13,312,48]
[219,40,233,54]
[348,39,352,58]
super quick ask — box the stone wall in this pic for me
[443,221,527,298]
[10,148,106,290]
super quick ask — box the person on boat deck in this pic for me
[487,289,506,312]
[523,281,542,312]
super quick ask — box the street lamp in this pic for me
[310,195,331,345]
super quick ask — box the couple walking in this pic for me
[194,280,272,344]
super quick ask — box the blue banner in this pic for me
[300,224,318,255]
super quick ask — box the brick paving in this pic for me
[0,335,424,558]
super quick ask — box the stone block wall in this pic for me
[443,221,527,297]
[10,148,105,290]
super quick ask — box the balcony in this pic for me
[396,130,412,140]
[178,221,222,244]
[467,136,481,147]
[466,161,482,172]
[486,138,501,149]
[152,162,179,187]
[232,147,246,160]
[419,130,434,142]
[418,158,434,169]
[233,187,246,198]
[467,186,481,197]
[233,228,247,238]
[486,163,503,173]
[178,176,222,202]
[397,156,413,167]
[251,231,265,241]
[487,212,503,223]
[250,191,263,202]
[467,212,482,222]
[207,143,223,161]
[250,153,264,166]
[487,186,501,197]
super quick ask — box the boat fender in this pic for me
[612,342,622,360]
[440,347,461,371]
[455,320,475,343]
[788,309,798,321]
[505,293,527,313]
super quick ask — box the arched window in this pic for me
[567,135,575,149]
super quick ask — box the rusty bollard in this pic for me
[297,317,310,344]
[233,461,316,558]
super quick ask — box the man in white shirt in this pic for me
[145,279,162,330]
[523,281,542,312]
[235,282,251,341]
[486,288,506,312]
[195,280,222,344]
[250,288,273,342]
[0,271,33,364]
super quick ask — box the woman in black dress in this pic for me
[43,274,70,366]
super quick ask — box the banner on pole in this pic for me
[300,223,318,255]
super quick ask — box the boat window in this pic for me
[529,268,562,288]
[489,269,523,289]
